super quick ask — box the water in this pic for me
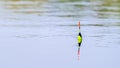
[0,0,120,68]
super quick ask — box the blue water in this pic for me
[0,0,120,68]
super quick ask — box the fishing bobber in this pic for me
[77,21,82,48]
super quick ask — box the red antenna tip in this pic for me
[78,21,80,29]
[78,21,80,27]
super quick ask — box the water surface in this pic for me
[0,0,120,68]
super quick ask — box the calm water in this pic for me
[0,0,120,68]
[0,0,120,47]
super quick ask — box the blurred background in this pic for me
[0,0,120,25]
